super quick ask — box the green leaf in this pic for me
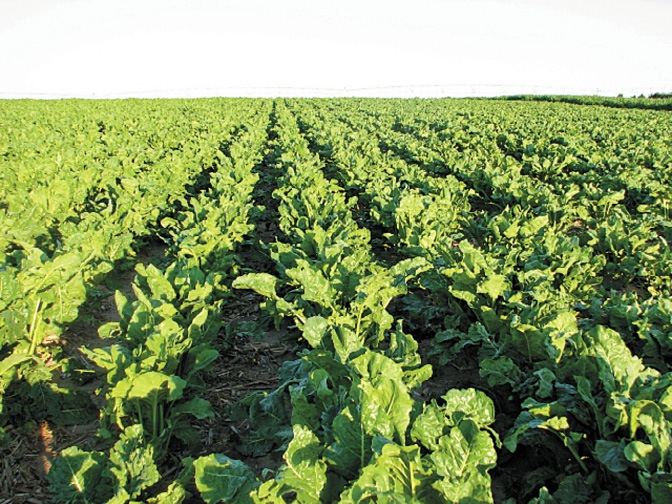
[98,321,122,339]
[108,424,160,500]
[171,397,214,420]
[431,421,497,503]
[628,400,671,472]
[388,256,431,282]
[47,446,111,504]
[351,351,415,444]
[327,404,372,478]
[479,356,524,388]
[123,371,187,402]
[551,473,609,504]
[0,352,37,384]
[231,385,293,457]
[194,454,259,504]
[411,402,446,451]
[595,439,629,473]
[287,261,338,308]
[146,481,187,504]
[232,272,279,299]
[341,442,440,502]
[575,375,603,432]
[543,311,578,362]
[258,424,327,503]
[185,346,220,381]
[477,273,509,301]
[625,440,658,473]
[535,368,556,399]
[504,411,559,453]
[520,215,549,238]
[114,289,135,325]
[589,325,644,395]
[139,263,177,301]
[147,457,193,504]
[302,316,329,347]
[441,388,496,428]
[40,383,99,426]
[650,472,672,504]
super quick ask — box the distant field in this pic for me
[498,93,672,110]
[1,97,671,503]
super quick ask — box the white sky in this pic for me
[1,0,671,98]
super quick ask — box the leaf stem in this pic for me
[27,299,43,355]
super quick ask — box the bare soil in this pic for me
[191,289,300,478]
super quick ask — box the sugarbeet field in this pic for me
[1,96,672,503]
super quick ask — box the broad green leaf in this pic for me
[139,263,176,301]
[520,215,549,238]
[35,382,99,426]
[411,402,445,451]
[551,473,609,504]
[330,314,361,362]
[625,440,658,473]
[123,302,155,346]
[327,404,373,478]
[534,368,556,399]
[509,316,548,362]
[595,439,629,473]
[659,387,672,422]
[543,311,578,362]
[194,454,259,504]
[388,256,431,281]
[171,397,214,420]
[441,388,496,427]
[575,374,617,439]
[477,274,509,301]
[108,424,160,500]
[231,385,293,457]
[479,356,524,388]
[0,353,36,383]
[352,351,414,444]
[589,325,644,395]
[458,240,488,274]
[650,472,672,504]
[302,316,329,347]
[98,321,122,339]
[629,400,671,472]
[187,307,217,343]
[504,410,572,453]
[287,261,338,308]
[47,446,111,504]
[341,443,440,503]
[185,346,220,380]
[124,371,187,402]
[257,424,327,503]
[148,457,194,504]
[431,421,497,503]
[232,272,279,299]
[146,481,187,504]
